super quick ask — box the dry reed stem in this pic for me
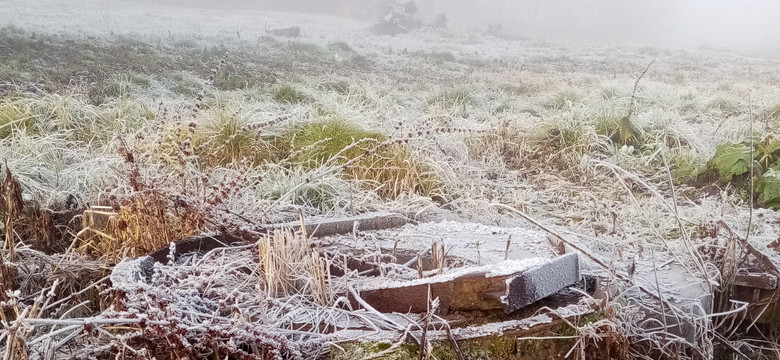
[257,229,333,305]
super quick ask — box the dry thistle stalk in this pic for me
[1,163,23,262]
[1,164,23,305]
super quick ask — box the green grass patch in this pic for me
[595,114,642,147]
[273,84,310,104]
[0,98,39,138]
[0,27,269,96]
[88,78,128,105]
[284,118,385,167]
[214,64,275,91]
[467,120,529,169]
[498,82,536,96]
[668,148,703,185]
[282,118,444,200]
[289,42,322,54]
[32,94,152,144]
[169,72,204,96]
[707,95,740,117]
[532,115,603,160]
[764,103,780,125]
[429,87,474,109]
[260,166,350,211]
[327,42,353,53]
[413,50,457,64]
[600,86,621,100]
[349,54,374,69]
[677,91,699,114]
[318,80,351,95]
[192,109,277,167]
[544,88,581,110]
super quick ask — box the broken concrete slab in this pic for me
[322,220,560,272]
[352,253,580,314]
[149,212,409,262]
[728,252,780,322]
[612,261,712,344]
[734,272,777,290]
[318,220,562,286]
[504,252,581,312]
[280,212,409,238]
[330,303,595,360]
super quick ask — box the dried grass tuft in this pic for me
[258,229,334,306]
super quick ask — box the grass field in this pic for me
[2,0,780,358]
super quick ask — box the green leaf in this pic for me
[756,135,780,168]
[758,136,780,156]
[759,169,780,209]
[707,143,756,181]
[770,158,780,172]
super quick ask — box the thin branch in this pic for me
[746,76,755,243]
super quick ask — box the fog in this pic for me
[136,0,780,55]
[430,0,780,53]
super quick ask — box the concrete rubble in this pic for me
[108,212,780,359]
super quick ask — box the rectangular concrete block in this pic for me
[353,253,581,314]
[503,252,581,312]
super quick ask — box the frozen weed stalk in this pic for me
[257,229,334,305]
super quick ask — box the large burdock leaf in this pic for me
[707,143,755,181]
[759,169,780,209]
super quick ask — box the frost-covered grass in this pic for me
[2,0,780,357]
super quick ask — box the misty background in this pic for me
[130,0,780,55]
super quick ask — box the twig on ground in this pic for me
[347,285,404,331]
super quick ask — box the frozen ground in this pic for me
[4,0,778,69]
[0,0,365,44]
[2,0,778,288]
[2,0,779,278]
